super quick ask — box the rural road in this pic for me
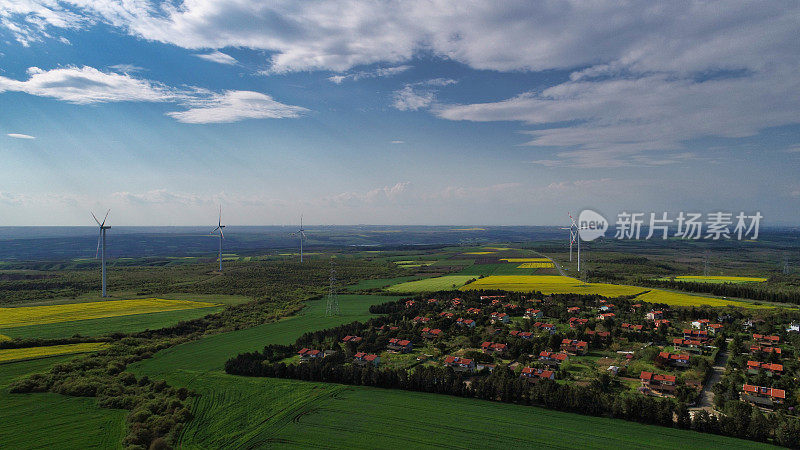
[536,252,568,277]
[691,345,730,414]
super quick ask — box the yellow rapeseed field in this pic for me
[517,262,555,268]
[461,275,771,309]
[464,252,495,255]
[500,258,552,263]
[0,298,217,328]
[0,342,108,363]
[0,334,10,342]
[462,275,645,296]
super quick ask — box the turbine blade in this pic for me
[220,229,224,239]
[212,226,220,234]
[91,211,101,226]
[219,205,222,226]
[95,231,102,258]
[101,209,110,227]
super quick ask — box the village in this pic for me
[289,291,799,411]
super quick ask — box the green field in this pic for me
[385,275,477,292]
[657,275,768,284]
[0,356,126,449]
[128,294,771,449]
[346,276,427,291]
[0,306,221,339]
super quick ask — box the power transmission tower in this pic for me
[326,257,340,316]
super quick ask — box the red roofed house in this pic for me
[421,327,443,339]
[672,338,704,353]
[646,310,664,321]
[451,298,463,308]
[524,308,543,319]
[427,298,438,304]
[561,339,588,355]
[653,319,671,328]
[387,338,413,353]
[622,323,644,332]
[750,345,782,355]
[656,351,691,368]
[413,316,431,324]
[466,307,482,315]
[567,306,581,313]
[747,361,783,376]
[539,351,569,366]
[569,317,588,329]
[640,371,677,394]
[481,341,508,353]
[353,352,380,367]
[444,356,476,372]
[597,312,615,321]
[341,335,362,343]
[405,300,416,308]
[742,384,785,407]
[491,312,510,324]
[298,348,323,361]
[439,311,455,319]
[456,318,476,328]
[509,330,533,339]
[521,367,555,381]
[586,329,610,338]
[683,329,710,342]
[753,334,780,346]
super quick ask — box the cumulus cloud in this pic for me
[166,90,308,124]
[328,65,411,83]
[392,85,434,111]
[194,51,238,65]
[7,133,35,139]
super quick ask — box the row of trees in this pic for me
[635,278,800,305]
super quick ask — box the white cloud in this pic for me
[328,65,411,83]
[390,140,404,144]
[7,133,35,139]
[194,51,238,65]
[0,65,308,124]
[166,90,308,124]
[0,66,178,104]
[108,64,145,74]
[437,70,799,167]
[323,182,411,205]
[392,85,434,111]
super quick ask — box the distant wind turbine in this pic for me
[291,214,307,263]
[212,206,226,271]
[562,212,590,272]
[92,209,111,297]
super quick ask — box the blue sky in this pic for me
[0,1,798,226]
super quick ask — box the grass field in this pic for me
[0,306,221,339]
[129,294,772,449]
[661,275,768,284]
[0,342,108,363]
[463,251,495,255]
[385,275,477,292]
[346,275,428,291]
[0,356,126,448]
[462,275,771,308]
[0,298,218,328]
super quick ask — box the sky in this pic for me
[0,1,798,226]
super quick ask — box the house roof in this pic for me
[743,384,785,399]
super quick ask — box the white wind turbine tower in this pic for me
[212,206,226,272]
[560,212,578,262]
[92,209,111,297]
[292,214,307,263]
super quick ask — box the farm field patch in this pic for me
[660,276,768,284]
[0,356,126,448]
[346,276,428,291]
[0,334,9,341]
[635,290,771,309]
[500,258,552,262]
[463,251,495,255]
[0,298,218,328]
[517,262,555,268]
[0,306,221,339]
[0,342,107,363]
[385,275,477,292]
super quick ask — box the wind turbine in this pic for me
[292,214,307,263]
[92,209,111,297]
[212,206,226,271]
[560,213,578,262]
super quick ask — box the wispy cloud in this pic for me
[392,85,434,111]
[7,133,35,139]
[328,65,411,84]
[194,51,238,65]
[391,140,405,144]
[0,66,308,124]
[166,90,308,124]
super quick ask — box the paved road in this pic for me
[691,345,730,414]
[535,251,568,277]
